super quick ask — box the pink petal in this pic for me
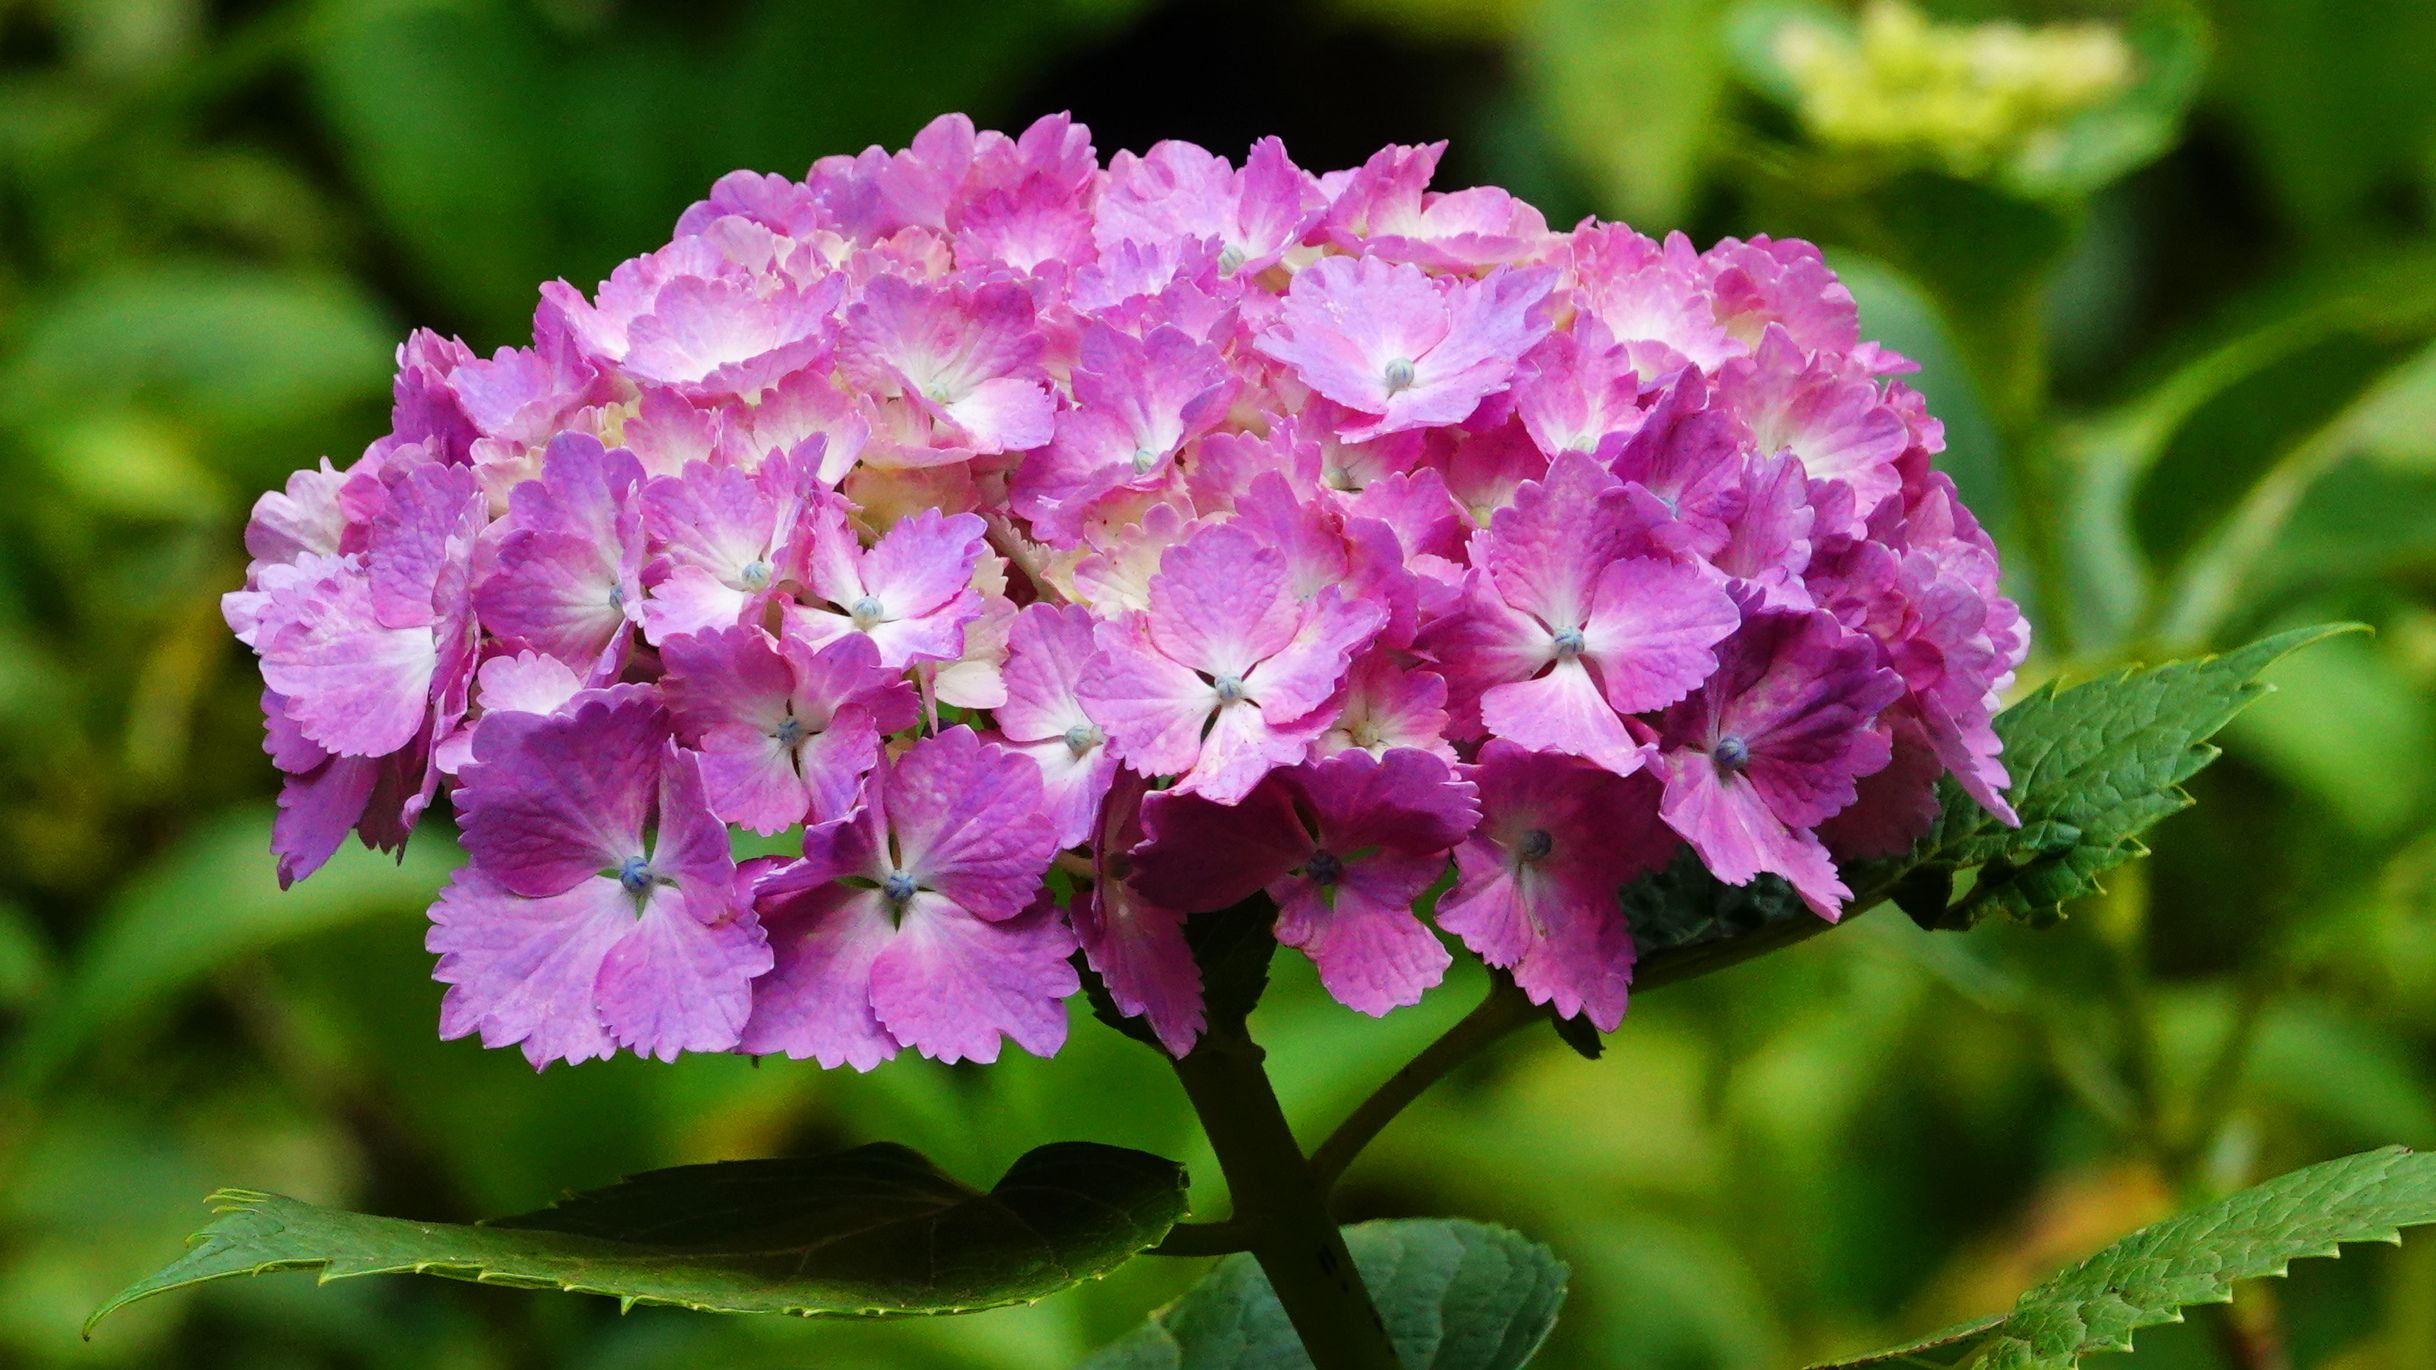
[1579,556,1739,713]
[867,893,1078,1064]
[1480,658,1647,777]
[1655,752,1849,918]
[740,885,902,1070]
[885,727,1060,919]
[1273,854,1452,1016]
[428,868,628,1069]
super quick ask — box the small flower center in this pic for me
[616,855,654,895]
[1063,722,1104,757]
[774,715,806,748]
[1518,828,1554,863]
[881,870,918,906]
[1213,674,1247,705]
[1381,357,1418,395]
[848,594,887,630]
[1551,627,1587,659]
[1217,243,1247,276]
[607,583,628,612]
[1713,734,1751,772]
[1304,849,1345,886]
[738,559,773,590]
[1131,446,1159,475]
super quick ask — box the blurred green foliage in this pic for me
[3,1,2435,1366]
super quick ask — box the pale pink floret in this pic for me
[1440,742,1674,1031]
[787,504,987,667]
[1511,315,1656,463]
[434,694,771,1067]
[1701,234,1861,356]
[992,603,1121,848]
[1649,607,1905,919]
[714,370,866,479]
[1095,136,1323,278]
[1318,651,1454,761]
[243,458,348,566]
[1078,521,1383,803]
[638,452,823,644]
[1717,327,1907,527]
[473,434,647,682]
[447,303,611,464]
[1256,255,1556,441]
[1569,226,1739,372]
[1322,142,1555,270]
[249,461,484,783]
[1013,322,1233,543]
[431,650,584,778]
[1131,748,1478,1016]
[660,627,918,834]
[288,460,486,850]
[839,273,1054,453]
[742,727,1070,1067]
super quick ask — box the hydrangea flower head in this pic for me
[228,113,2024,1068]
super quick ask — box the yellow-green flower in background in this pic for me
[1777,1,2135,180]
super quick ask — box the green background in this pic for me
[4,0,2435,1365]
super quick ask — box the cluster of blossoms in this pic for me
[225,114,2024,1070]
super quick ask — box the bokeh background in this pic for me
[5,0,2435,1366]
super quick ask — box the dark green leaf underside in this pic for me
[1812,1146,2436,1369]
[89,1141,1187,1334]
[1082,1218,1567,1370]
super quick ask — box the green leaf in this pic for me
[1519,0,1726,226]
[1914,624,2360,927]
[1081,1219,1565,1370]
[4,811,455,1095]
[1805,1316,2003,1369]
[87,1141,1187,1335]
[1631,626,2353,987]
[2007,0,2208,203]
[1809,1146,2436,1369]
[2206,0,2436,234]
[2130,322,2427,575]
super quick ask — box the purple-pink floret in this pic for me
[224,113,2026,1067]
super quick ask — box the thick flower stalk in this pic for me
[227,113,2026,1070]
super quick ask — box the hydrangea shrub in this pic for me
[108,114,2378,1368]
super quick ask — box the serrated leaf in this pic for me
[1810,1146,2436,1370]
[1808,1315,2003,1369]
[88,1141,1187,1334]
[1081,1218,1565,1370]
[1922,624,2359,926]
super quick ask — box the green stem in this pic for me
[1311,978,1539,1194]
[1170,1030,1401,1370]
